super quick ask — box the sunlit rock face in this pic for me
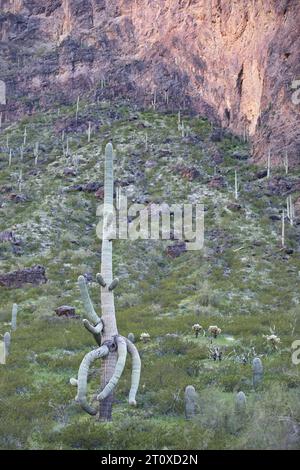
[0,0,299,165]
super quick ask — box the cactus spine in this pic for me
[11,303,18,331]
[252,357,263,389]
[72,143,141,421]
[184,385,198,420]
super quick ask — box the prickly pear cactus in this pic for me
[184,385,198,420]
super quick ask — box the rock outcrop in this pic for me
[0,265,47,287]
[0,0,299,165]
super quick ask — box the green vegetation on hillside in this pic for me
[0,101,299,449]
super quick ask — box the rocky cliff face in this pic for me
[0,0,299,165]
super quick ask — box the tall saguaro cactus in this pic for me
[70,143,141,421]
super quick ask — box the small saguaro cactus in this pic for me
[128,333,135,343]
[284,149,289,175]
[267,146,271,178]
[208,325,222,339]
[70,143,141,421]
[23,126,27,146]
[4,332,11,358]
[11,303,18,331]
[192,323,203,338]
[234,169,239,200]
[34,142,39,166]
[235,391,247,428]
[151,90,157,110]
[235,391,246,413]
[184,385,198,420]
[0,341,5,364]
[287,195,295,226]
[281,209,285,248]
[252,357,263,389]
[164,90,169,105]
[177,110,181,130]
[18,169,23,192]
[75,96,79,123]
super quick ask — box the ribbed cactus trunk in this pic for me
[99,143,118,421]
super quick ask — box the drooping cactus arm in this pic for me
[108,278,119,291]
[96,273,106,287]
[82,319,103,346]
[97,337,127,401]
[78,275,101,326]
[75,346,109,415]
[125,337,141,406]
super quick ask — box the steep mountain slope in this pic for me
[0,100,300,449]
[0,0,299,164]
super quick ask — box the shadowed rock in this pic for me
[0,265,47,288]
[55,306,76,318]
[166,242,186,258]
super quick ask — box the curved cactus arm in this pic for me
[108,277,119,291]
[125,337,141,406]
[76,345,109,415]
[78,275,100,325]
[97,337,127,401]
[83,319,103,345]
[70,377,78,386]
[83,319,103,335]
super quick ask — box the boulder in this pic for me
[208,175,225,189]
[55,305,76,318]
[231,149,249,160]
[178,166,201,181]
[227,202,242,211]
